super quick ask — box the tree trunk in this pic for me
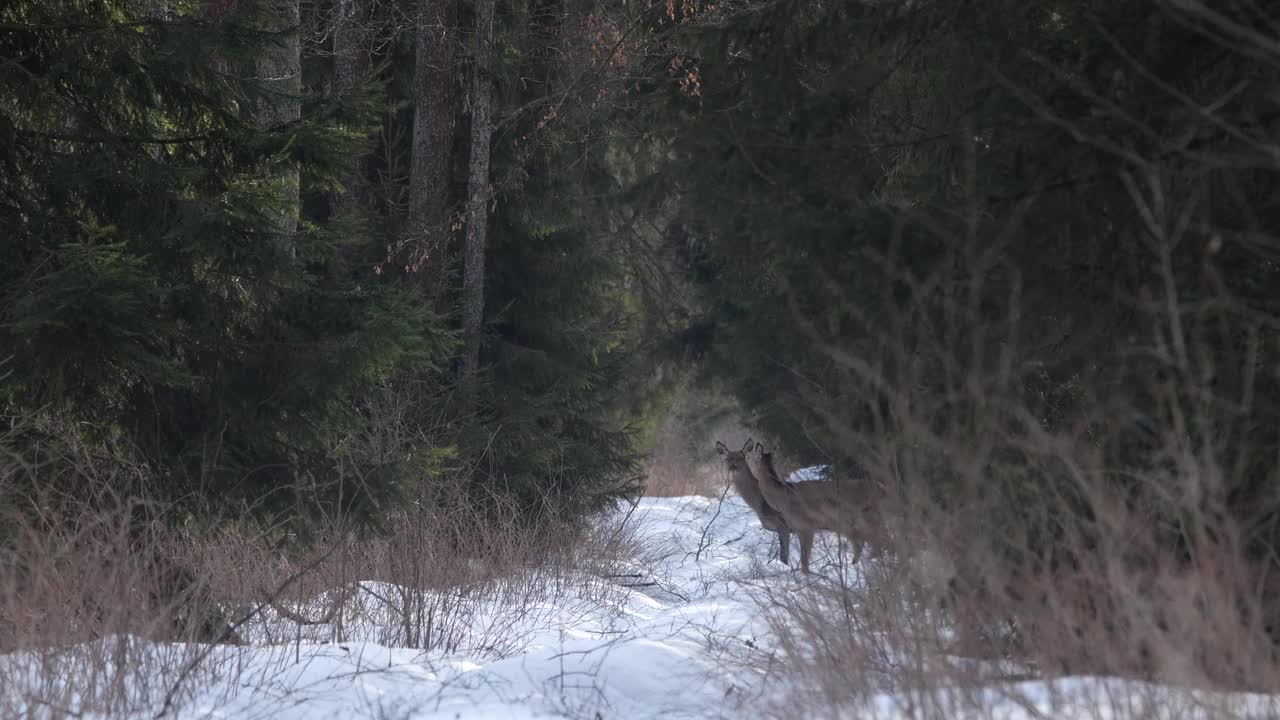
[459,0,495,402]
[257,0,301,249]
[331,0,370,216]
[409,0,460,306]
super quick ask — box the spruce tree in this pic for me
[0,0,452,526]
[451,0,645,513]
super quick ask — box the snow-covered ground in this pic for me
[183,494,790,720]
[787,465,830,483]
[4,494,1279,719]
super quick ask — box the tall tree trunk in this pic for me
[459,0,495,402]
[331,0,370,215]
[409,0,459,306]
[258,0,301,249]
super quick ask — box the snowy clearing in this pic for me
[4,494,1278,719]
[786,466,831,484]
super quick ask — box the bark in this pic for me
[257,0,301,249]
[409,0,460,305]
[331,0,370,215]
[458,0,495,401]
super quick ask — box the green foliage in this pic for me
[0,0,452,527]
[459,1,645,514]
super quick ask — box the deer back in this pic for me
[760,453,882,539]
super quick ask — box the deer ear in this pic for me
[715,441,728,455]
[755,442,764,453]
[742,438,754,453]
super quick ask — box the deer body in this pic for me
[757,448,884,573]
[716,439,797,566]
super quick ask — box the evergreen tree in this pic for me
[459,0,496,404]
[0,0,452,526]
[451,0,647,513]
[408,0,460,307]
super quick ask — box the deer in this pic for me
[755,443,886,574]
[715,438,798,567]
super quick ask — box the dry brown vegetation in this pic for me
[0,421,645,719]
[644,383,741,498]
[733,170,1280,719]
[719,370,1280,719]
[734,228,1280,716]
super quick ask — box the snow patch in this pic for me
[786,465,831,483]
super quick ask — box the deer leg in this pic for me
[799,532,814,574]
[777,528,791,565]
[849,534,864,564]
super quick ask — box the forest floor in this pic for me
[5,494,1278,719]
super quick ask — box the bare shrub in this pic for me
[227,477,644,658]
[645,381,742,497]
[0,421,241,717]
[645,455,721,498]
[747,423,1280,717]
[738,7,1280,711]
[750,263,1280,716]
[0,399,647,717]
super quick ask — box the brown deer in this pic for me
[755,443,885,574]
[715,438,797,567]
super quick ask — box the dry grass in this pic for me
[0,416,647,719]
[216,483,646,656]
[0,494,233,715]
[744,281,1280,717]
[644,459,721,497]
[749,481,1280,717]
[643,380,743,498]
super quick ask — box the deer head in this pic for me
[754,442,782,483]
[715,437,755,472]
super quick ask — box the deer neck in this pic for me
[731,464,761,494]
[759,456,783,485]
